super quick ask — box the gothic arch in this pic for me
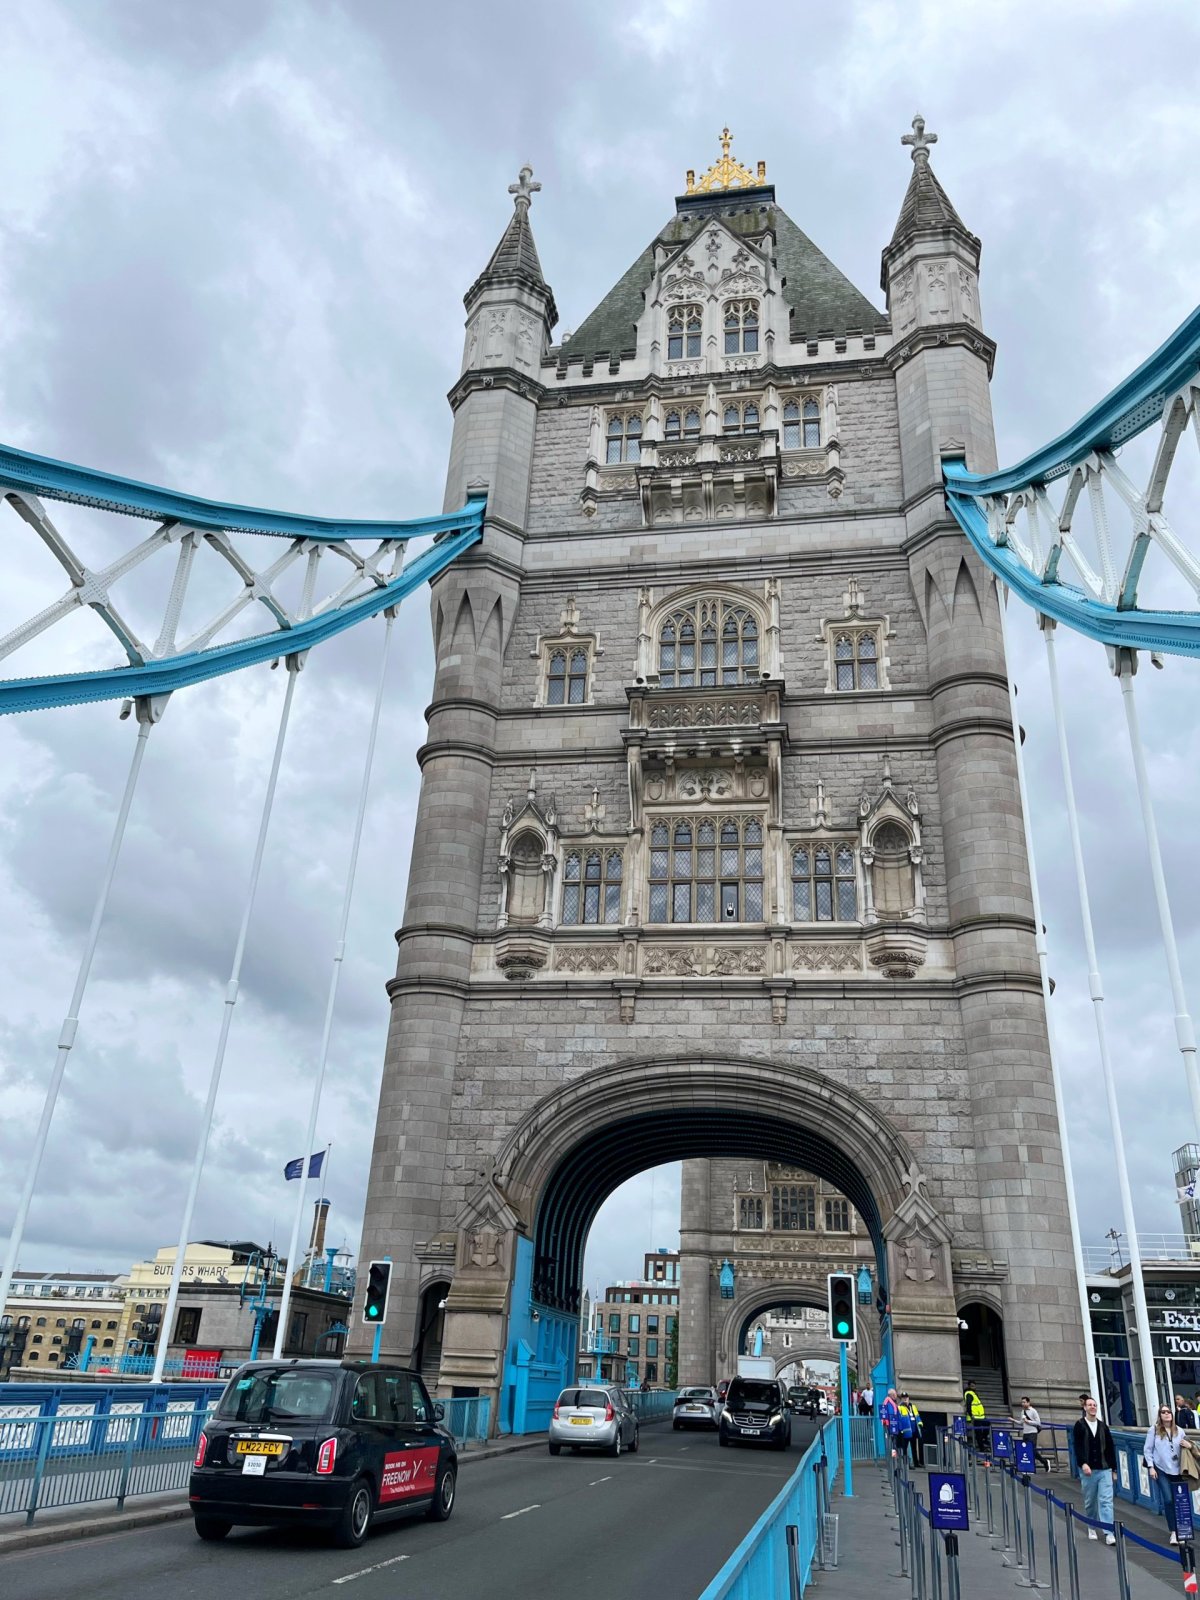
[639,581,773,683]
[486,1054,929,1310]
[717,1280,879,1379]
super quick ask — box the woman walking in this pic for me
[1145,1402,1186,1545]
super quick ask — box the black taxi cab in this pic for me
[189,1358,457,1547]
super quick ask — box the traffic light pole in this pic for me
[840,1340,853,1498]
[371,1323,383,1362]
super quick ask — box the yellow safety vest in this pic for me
[964,1391,984,1419]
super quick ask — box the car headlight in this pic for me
[769,1412,783,1424]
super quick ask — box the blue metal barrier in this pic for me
[625,1389,677,1424]
[441,1395,491,1447]
[698,1414,880,1599]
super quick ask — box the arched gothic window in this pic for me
[722,401,760,436]
[667,305,702,361]
[782,396,821,449]
[562,848,623,925]
[738,1195,764,1230]
[547,648,589,706]
[647,815,764,924]
[663,407,701,442]
[723,300,759,355]
[657,597,760,687]
[791,843,857,922]
[870,821,916,919]
[834,630,879,691]
[606,413,642,464]
[771,1184,816,1232]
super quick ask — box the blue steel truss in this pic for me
[944,305,1200,657]
[0,436,485,714]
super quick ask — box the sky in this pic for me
[0,0,1197,1311]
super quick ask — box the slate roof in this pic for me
[887,158,969,250]
[564,193,886,363]
[466,204,558,326]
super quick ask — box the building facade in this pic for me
[355,126,1089,1426]
[588,1250,681,1388]
[0,1273,124,1378]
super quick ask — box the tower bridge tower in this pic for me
[357,125,1089,1427]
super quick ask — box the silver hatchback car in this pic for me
[548,1386,639,1457]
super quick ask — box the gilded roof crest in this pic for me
[685,127,766,195]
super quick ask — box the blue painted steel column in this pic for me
[840,1341,854,1497]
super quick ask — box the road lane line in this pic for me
[332,1554,410,1584]
[589,1475,612,1485]
[500,1503,541,1520]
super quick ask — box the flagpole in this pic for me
[272,613,395,1359]
[153,659,300,1384]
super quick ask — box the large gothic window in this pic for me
[647,816,764,924]
[834,629,880,691]
[723,299,759,355]
[791,843,857,921]
[657,597,759,687]
[771,1184,816,1232]
[562,848,623,925]
[870,821,916,919]
[606,412,642,464]
[667,305,702,361]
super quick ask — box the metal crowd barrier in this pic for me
[441,1394,492,1446]
[623,1388,677,1423]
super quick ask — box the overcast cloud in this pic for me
[0,0,1197,1308]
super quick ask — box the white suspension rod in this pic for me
[1042,622,1157,1421]
[0,708,159,1319]
[273,613,396,1358]
[997,591,1097,1391]
[152,661,301,1384]
[1116,657,1200,1135]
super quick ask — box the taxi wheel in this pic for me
[548,1441,562,1456]
[334,1478,374,1549]
[426,1463,456,1522]
[193,1516,232,1542]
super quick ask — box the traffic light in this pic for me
[362,1260,392,1327]
[827,1273,856,1343]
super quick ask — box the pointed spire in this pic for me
[887,114,970,250]
[465,164,557,326]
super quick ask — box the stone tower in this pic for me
[356,126,1089,1428]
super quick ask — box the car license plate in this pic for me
[687,1405,705,1412]
[570,1417,591,1426]
[242,1454,267,1476]
[236,1440,285,1456]
[740,1427,759,1435]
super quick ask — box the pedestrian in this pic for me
[963,1384,987,1456]
[898,1392,924,1467]
[1018,1396,1051,1471]
[1145,1402,1187,1546]
[858,1382,874,1417]
[880,1386,901,1450]
[1175,1393,1197,1429]
[1072,1395,1117,1545]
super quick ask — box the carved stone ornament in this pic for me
[494,930,550,980]
[642,944,769,977]
[554,945,621,975]
[643,945,706,977]
[467,1227,502,1271]
[791,943,862,973]
[647,699,762,730]
[675,767,734,801]
[900,1231,941,1284]
[864,927,926,979]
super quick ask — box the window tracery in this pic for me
[605,412,642,464]
[547,647,589,706]
[561,848,623,926]
[833,629,880,691]
[791,842,858,922]
[722,400,760,437]
[667,305,703,362]
[723,299,759,355]
[657,597,760,687]
[663,407,701,442]
[647,815,764,924]
[771,1183,816,1232]
[782,396,822,450]
[738,1195,764,1230]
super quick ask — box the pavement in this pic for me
[0,1417,824,1598]
[817,1459,1187,1599]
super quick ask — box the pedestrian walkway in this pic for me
[810,1462,1185,1599]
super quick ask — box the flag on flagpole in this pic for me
[284,1151,325,1181]
[1178,1182,1197,1203]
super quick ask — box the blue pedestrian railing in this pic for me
[698,1415,883,1599]
[625,1388,676,1424]
[441,1395,491,1447]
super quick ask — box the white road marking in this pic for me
[501,1503,541,1520]
[332,1554,410,1584]
[589,1475,612,1486]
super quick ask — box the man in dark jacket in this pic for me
[1175,1394,1197,1429]
[1072,1396,1117,1543]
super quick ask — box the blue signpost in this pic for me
[1014,1437,1036,1475]
[992,1427,1012,1461]
[930,1472,968,1598]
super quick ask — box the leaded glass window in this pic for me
[722,401,759,436]
[739,1195,764,1229]
[824,1198,851,1233]
[667,305,702,361]
[723,299,759,355]
[803,397,821,447]
[782,395,822,449]
[658,597,760,687]
[771,1183,816,1231]
[562,849,623,925]
[791,842,857,921]
[547,647,589,705]
[833,630,880,691]
[647,816,764,924]
[606,412,642,464]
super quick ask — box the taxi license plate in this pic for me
[236,1441,285,1456]
[740,1427,759,1435]
[570,1417,592,1426]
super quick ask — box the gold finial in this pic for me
[685,127,766,195]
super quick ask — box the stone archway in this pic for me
[717,1281,879,1384]
[438,1053,963,1426]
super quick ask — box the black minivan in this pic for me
[718,1376,793,1449]
[189,1359,458,1547]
